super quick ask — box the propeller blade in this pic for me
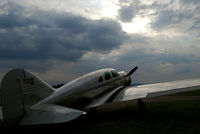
[126,66,138,76]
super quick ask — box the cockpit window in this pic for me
[98,76,103,82]
[104,72,112,80]
[111,70,119,78]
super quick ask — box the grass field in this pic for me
[73,101,200,134]
[1,90,200,134]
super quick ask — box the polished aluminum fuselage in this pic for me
[37,68,129,109]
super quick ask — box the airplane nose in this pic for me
[125,76,131,86]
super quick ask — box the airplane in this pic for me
[0,66,200,126]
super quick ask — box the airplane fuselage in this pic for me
[35,68,131,110]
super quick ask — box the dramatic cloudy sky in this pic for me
[0,0,200,84]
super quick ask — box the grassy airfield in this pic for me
[1,90,200,133]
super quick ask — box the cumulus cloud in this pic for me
[0,2,125,61]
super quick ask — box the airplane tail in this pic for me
[0,69,55,125]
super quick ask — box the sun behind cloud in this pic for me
[121,16,151,34]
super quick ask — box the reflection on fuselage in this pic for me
[51,68,129,109]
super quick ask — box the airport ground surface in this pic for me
[1,90,200,134]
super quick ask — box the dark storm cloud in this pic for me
[0,4,125,61]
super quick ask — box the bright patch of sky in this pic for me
[121,17,151,34]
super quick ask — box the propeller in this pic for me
[125,66,138,77]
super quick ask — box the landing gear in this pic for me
[137,99,146,112]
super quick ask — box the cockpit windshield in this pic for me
[104,72,112,80]
[111,70,119,78]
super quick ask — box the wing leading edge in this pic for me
[113,78,200,102]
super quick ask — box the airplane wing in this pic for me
[86,78,200,109]
[113,78,200,102]
[87,86,124,109]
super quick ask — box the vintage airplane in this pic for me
[0,66,200,125]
